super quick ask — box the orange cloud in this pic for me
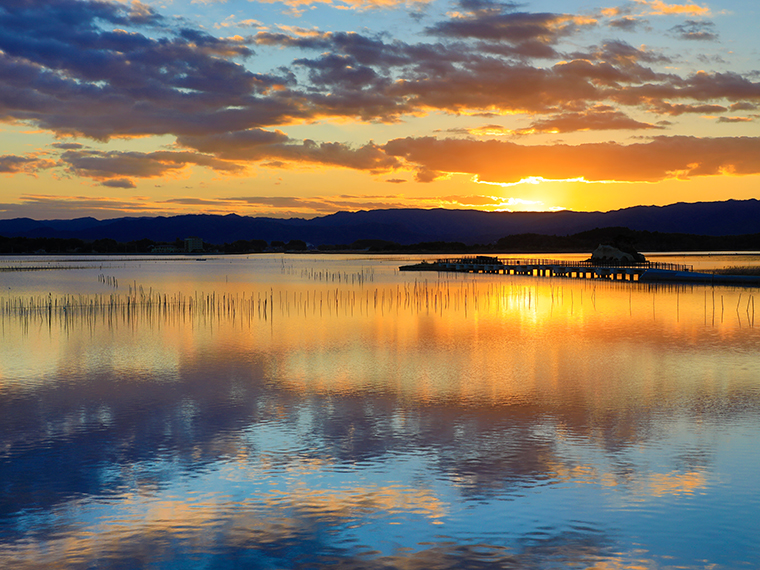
[635,0,710,16]
[384,136,760,183]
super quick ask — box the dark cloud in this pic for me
[50,142,85,150]
[255,141,401,173]
[568,41,672,75]
[595,40,671,66]
[697,53,728,65]
[0,0,298,140]
[717,116,753,123]
[256,30,406,68]
[669,20,718,41]
[648,101,727,115]
[274,34,753,122]
[414,167,443,182]
[0,155,35,173]
[254,31,333,50]
[425,1,596,59]
[0,154,55,173]
[0,0,756,181]
[436,127,472,134]
[175,128,400,172]
[730,102,758,111]
[682,70,760,101]
[552,59,644,88]
[294,54,381,90]
[374,42,724,118]
[517,107,663,134]
[387,60,602,115]
[457,0,520,11]
[177,129,291,158]
[59,150,243,181]
[612,71,760,111]
[101,178,137,188]
[608,16,642,31]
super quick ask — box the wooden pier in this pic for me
[401,256,760,286]
[400,256,693,282]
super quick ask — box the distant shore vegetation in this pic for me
[2,227,760,255]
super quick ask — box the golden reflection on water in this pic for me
[2,260,760,570]
[2,275,759,407]
[2,273,758,470]
[549,459,709,498]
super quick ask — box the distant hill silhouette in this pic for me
[2,199,759,246]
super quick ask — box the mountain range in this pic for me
[1,199,759,246]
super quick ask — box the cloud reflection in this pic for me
[1,262,758,568]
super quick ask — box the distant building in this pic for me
[184,237,204,253]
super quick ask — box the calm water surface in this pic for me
[1,254,759,569]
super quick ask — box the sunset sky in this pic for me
[0,0,758,219]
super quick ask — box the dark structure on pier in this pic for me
[400,256,687,282]
[400,256,760,286]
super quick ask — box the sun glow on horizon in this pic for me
[472,175,635,189]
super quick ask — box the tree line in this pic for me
[3,227,760,254]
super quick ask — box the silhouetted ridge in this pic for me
[1,199,759,246]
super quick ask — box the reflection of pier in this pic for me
[401,256,692,282]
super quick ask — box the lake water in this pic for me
[1,254,759,569]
